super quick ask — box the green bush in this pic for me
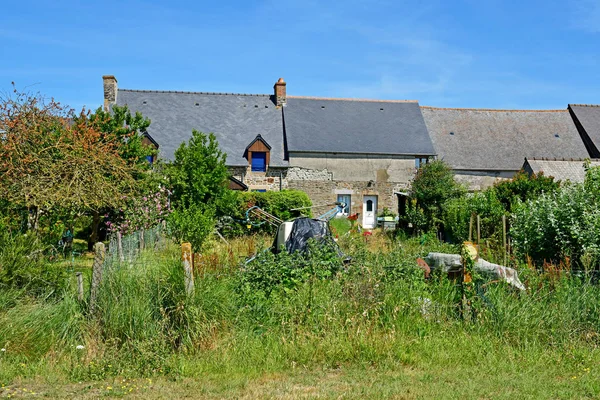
[443,189,506,243]
[410,160,464,231]
[511,166,600,267]
[168,204,215,251]
[238,240,343,301]
[493,170,559,210]
[0,231,68,297]
[231,190,312,235]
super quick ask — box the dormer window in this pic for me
[141,132,159,166]
[245,134,271,172]
[251,151,267,172]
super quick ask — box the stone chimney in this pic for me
[274,77,286,107]
[102,75,118,111]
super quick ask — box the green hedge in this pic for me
[221,190,312,236]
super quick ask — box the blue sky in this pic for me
[1,0,599,111]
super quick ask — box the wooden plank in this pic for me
[89,242,106,315]
[182,243,194,296]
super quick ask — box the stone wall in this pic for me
[454,170,516,191]
[288,152,416,183]
[228,162,415,223]
[228,166,288,191]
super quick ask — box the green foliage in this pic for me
[238,241,343,301]
[410,160,464,230]
[86,105,154,171]
[230,190,312,235]
[168,204,215,251]
[168,130,230,209]
[166,130,234,249]
[493,170,559,210]
[0,231,67,296]
[403,199,428,235]
[329,217,352,237]
[377,207,396,218]
[443,190,505,243]
[1,236,600,395]
[511,167,600,267]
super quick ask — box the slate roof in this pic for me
[568,104,600,158]
[284,97,435,156]
[116,89,287,166]
[421,107,590,171]
[523,158,600,183]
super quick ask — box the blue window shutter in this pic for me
[251,152,266,172]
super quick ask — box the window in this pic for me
[415,157,429,169]
[366,200,373,212]
[251,151,267,172]
[251,189,267,193]
[145,155,154,165]
[337,194,351,215]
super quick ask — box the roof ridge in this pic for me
[420,106,566,113]
[287,95,418,103]
[119,88,270,97]
[528,157,600,162]
[569,104,600,108]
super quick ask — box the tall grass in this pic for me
[1,231,599,387]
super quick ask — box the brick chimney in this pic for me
[102,75,118,111]
[274,77,286,107]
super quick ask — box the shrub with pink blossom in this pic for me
[105,187,172,235]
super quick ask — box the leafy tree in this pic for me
[0,87,141,235]
[410,160,464,230]
[493,170,559,211]
[168,130,229,208]
[82,105,155,248]
[166,130,234,250]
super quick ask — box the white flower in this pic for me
[76,345,85,350]
[0,348,5,352]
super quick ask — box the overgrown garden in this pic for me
[1,89,600,398]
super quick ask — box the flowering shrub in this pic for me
[105,187,171,234]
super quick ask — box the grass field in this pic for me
[1,231,600,399]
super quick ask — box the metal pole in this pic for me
[76,272,84,302]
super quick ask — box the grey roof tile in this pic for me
[568,104,600,157]
[117,89,287,166]
[525,158,600,183]
[284,97,435,156]
[421,107,589,171]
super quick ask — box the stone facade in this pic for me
[229,162,413,220]
[454,170,515,191]
[228,166,289,192]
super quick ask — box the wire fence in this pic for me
[103,224,168,270]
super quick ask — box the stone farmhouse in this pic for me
[102,75,598,227]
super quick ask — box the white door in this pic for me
[362,195,378,229]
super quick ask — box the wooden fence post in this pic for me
[502,215,507,266]
[139,228,145,251]
[476,215,481,248]
[182,242,194,296]
[469,214,474,242]
[117,232,124,263]
[89,242,106,315]
[76,272,84,302]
